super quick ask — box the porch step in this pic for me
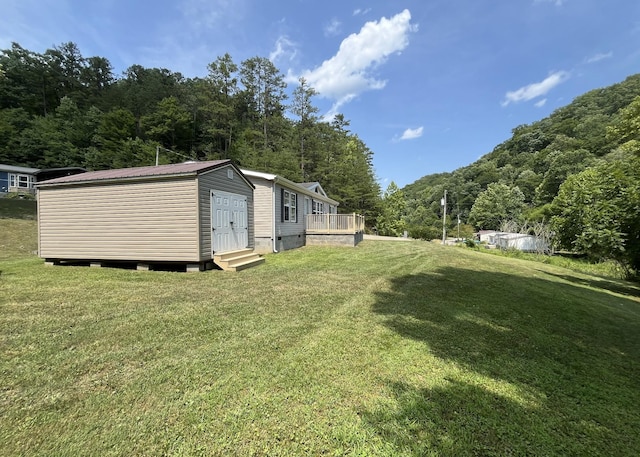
[213,248,265,272]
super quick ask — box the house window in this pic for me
[18,175,31,188]
[313,200,324,214]
[283,190,297,222]
[9,174,33,189]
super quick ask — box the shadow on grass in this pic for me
[365,267,640,456]
[541,270,640,299]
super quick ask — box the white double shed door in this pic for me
[211,190,248,253]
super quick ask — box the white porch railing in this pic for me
[306,213,365,234]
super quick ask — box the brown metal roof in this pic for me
[37,160,232,186]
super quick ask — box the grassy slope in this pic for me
[1,213,639,456]
[0,199,38,261]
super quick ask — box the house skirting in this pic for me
[254,234,305,253]
[305,232,363,247]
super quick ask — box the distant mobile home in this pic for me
[493,232,549,253]
[37,160,262,271]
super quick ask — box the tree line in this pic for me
[0,42,381,219]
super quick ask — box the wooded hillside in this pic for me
[0,42,381,218]
[403,73,640,222]
[397,74,640,274]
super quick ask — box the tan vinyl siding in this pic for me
[38,178,200,261]
[251,178,274,237]
[197,165,254,259]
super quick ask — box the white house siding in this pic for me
[196,165,254,259]
[493,232,549,252]
[38,178,200,261]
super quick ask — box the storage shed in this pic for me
[37,160,262,271]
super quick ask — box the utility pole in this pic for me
[441,190,447,245]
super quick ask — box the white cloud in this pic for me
[533,0,566,6]
[502,71,570,106]
[324,18,341,37]
[269,36,297,63]
[181,0,245,29]
[534,98,547,108]
[585,51,613,63]
[353,8,372,16]
[399,126,424,140]
[298,9,416,119]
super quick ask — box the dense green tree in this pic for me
[0,108,32,164]
[44,42,86,106]
[468,183,525,230]
[551,157,640,275]
[514,169,542,203]
[86,108,137,169]
[203,53,240,157]
[0,43,54,115]
[81,56,115,108]
[607,95,640,155]
[535,149,594,204]
[117,65,184,135]
[290,77,319,180]
[327,134,381,217]
[19,114,76,168]
[239,56,287,157]
[376,182,407,237]
[142,96,192,151]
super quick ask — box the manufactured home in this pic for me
[1,164,39,194]
[1,164,86,195]
[37,160,262,271]
[241,169,343,253]
[493,232,549,253]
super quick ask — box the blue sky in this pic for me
[1,0,639,188]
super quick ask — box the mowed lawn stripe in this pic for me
[1,233,639,456]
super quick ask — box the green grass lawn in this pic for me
[0,198,38,261]
[0,197,37,220]
[1,217,639,456]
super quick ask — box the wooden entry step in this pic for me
[213,248,265,272]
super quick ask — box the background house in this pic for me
[1,164,85,195]
[477,230,497,243]
[37,160,261,271]
[0,164,39,194]
[493,232,549,253]
[241,169,339,253]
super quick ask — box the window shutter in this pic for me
[281,188,285,223]
[295,193,298,222]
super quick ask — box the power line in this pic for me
[155,145,197,166]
